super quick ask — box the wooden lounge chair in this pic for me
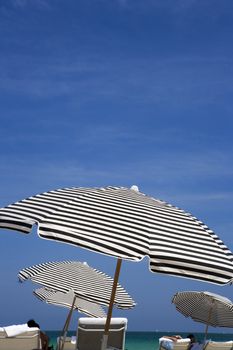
[76,317,128,350]
[203,341,233,350]
[0,328,41,350]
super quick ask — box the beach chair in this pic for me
[56,335,77,350]
[0,328,41,350]
[76,317,128,350]
[203,340,233,350]
[159,337,191,350]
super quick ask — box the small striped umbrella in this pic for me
[19,260,135,350]
[172,291,233,340]
[33,287,107,318]
[1,185,233,349]
[18,260,135,309]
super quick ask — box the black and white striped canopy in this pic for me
[172,291,233,328]
[1,185,233,285]
[19,260,135,309]
[33,287,106,318]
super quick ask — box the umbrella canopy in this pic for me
[172,291,233,328]
[1,185,233,285]
[172,291,233,339]
[33,287,107,318]
[18,260,135,309]
[1,185,233,349]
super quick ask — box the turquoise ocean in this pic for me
[46,331,233,350]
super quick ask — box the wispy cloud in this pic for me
[0,52,232,107]
[10,0,50,9]
[166,191,233,204]
[1,148,232,189]
[113,0,232,14]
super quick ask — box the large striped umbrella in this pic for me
[172,291,233,340]
[1,185,233,349]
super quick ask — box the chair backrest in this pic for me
[203,341,233,350]
[76,317,127,350]
[0,329,41,350]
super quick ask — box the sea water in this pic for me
[46,331,233,350]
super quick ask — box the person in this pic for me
[187,334,196,343]
[187,334,202,350]
[27,319,51,350]
[162,334,197,343]
[159,335,183,350]
[161,334,200,350]
[161,335,183,342]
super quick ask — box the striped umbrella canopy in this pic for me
[172,291,233,339]
[18,260,135,309]
[1,185,233,284]
[1,185,233,349]
[33,287,107,318]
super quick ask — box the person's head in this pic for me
[187,334,195,343]
[27,319,40,329]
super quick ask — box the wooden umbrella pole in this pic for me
[101,258,122,350]
[204,300,214,342]
[204,322,210,342]
[59,294,77,350]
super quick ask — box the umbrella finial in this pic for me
[130,185,139,192]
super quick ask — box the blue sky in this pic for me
[0,0,233,333]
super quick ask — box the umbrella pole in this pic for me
[59,295,77,350]
[101,258,122,350]
[204,323,209,343]
[204,301,214,342]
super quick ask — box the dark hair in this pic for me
[187,334,195,342]
[27,319,40,329]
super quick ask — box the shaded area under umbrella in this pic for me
[34,287,107,318]
[1,185,233,349]
[172,291,233,341]
[34,287,107,350]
